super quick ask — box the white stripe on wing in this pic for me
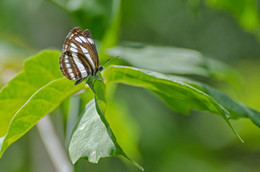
[72,53,88,78]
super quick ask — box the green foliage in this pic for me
[107,44,241,87]
[0,50,85,157]
[205,0,260,36]
[103,66,244,141]
[1,49,260,169]
[0,0,260,171]
[103,65,260,127]
[69,99,119,163]
[69,95,143,170]
[50,0,115,40]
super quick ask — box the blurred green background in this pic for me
[1,0,260,172]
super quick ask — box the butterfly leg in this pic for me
[74,78,85,85]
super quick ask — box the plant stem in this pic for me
[37,115,73,172]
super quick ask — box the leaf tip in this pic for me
[123,155,144,171]
[134,162,144,171]
[235,131,244,143]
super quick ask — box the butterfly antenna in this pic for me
[102,56,119,66]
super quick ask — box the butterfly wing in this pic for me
[63,27,99,74]
[59,51,93,82]
[83,29,99,68]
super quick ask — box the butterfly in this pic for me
[59,27,104,85]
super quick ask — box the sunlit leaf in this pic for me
[0,50,85,157]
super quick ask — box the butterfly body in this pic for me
[59,27,102,85]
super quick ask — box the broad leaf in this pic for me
[155,73,260,125]
[69,99,117,163]
[69,77,143,170]
[102,65,260,141]
[198,84,260,126]
[0,50,85,157]
[106,44,241,87]
[103,65,231,116]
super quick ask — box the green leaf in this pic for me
[198,84,260,126]
[69,76,143,170]
[106,44,241,86]
[50,0,114,40]
[103,65,258,142]
[155,73,260,125]
[150,73,260,128]
[69,99,116,163]
[0,50,85,158]
[87,74,107,112]
[103,65,227,115]
[100,0,121,52]
[206,0,259,32]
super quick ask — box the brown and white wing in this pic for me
[59,51,93,80]
[62,27,99,74]
[62,27,82,52]
[83,29,99,68]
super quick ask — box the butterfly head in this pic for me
[98,65,104,72]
